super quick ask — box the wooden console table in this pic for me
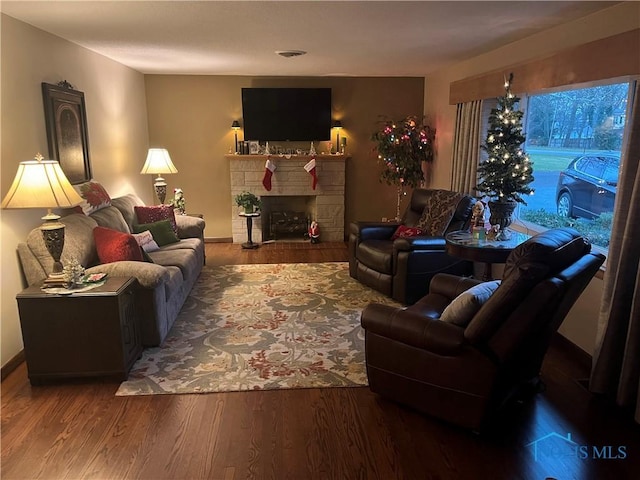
[16,276,142,384]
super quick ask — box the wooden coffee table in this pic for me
[445,230,530,280]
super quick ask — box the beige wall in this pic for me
[0,14,150,367]
[424,2,640,355]
[144,76,425,239]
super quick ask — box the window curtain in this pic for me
[451,100,482,194]
[590,81,640,422]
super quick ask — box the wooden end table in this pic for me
[445,230,530,280]
[16,276,142,385]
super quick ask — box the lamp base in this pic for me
[42,273,67,288]
[40,210,66,285]
[154,176,167,204]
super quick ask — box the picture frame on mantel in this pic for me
[248,141,260,154]
[42,81,92,184]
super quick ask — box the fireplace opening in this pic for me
[261,196,316,241]
[270,211,310,240]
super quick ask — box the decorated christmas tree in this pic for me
[476,73,534,205]
[373,115,435,189]
[372,115,435,219]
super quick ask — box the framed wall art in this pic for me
[42,81,92,184]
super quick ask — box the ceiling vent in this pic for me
[276,50,307,58]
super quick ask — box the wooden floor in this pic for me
[2,242,639,480]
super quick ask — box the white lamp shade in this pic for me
[1,159,83,209]
[140,148,178,175]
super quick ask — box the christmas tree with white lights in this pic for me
[476,73,534,204]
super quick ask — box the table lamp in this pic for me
[1,153,83,286]
[231,120,241,154]
[140,148,178,204]
[332,120,343,154]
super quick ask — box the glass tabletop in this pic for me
[445,230,530,250]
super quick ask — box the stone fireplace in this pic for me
[228,154,346,243]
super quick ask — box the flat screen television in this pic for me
[241,88,331,142]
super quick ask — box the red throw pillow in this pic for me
[391,225,424,240]
[93,226,143,264]
[135,205,178,234]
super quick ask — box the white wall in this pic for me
[1,14,150,367]
[424,2,640,355]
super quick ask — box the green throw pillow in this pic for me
[133,220,179,246]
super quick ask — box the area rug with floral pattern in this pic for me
[116,262,399,396]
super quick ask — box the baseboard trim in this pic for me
[1,350,25,381]
[204,237,233,243]
[553,332,592,371]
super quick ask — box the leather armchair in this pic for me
[349,189,475,305]
[360,228,605,430]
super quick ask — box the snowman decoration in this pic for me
[170,188,186,215]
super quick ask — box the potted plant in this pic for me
[372,115,435,220]
[476,73,534,232]
[234,191,261,214]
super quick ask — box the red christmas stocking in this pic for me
[263,158,276,191]
[304,158,317,190]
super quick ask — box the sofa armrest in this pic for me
[175,215,205,239]
[429,273,483,299]
[17,243,47,287]
[361,303,466,355]
[85,261,169,289]
[393,236,447,252]
[350,221,400,241]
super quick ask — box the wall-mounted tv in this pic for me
[241,88,331,142]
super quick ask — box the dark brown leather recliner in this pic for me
[360,228,605,431]
[349,189,475,305]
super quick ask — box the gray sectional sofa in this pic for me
[17,193,206,346]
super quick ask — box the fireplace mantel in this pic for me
[225,154,347,162]
[228,155,348,243]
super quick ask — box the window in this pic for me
[513,81,633,250]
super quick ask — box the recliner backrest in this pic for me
[402,189,433,226]
[486,251,604,382]
[445,196,475,233]
[464,228,593,345]
[401,188,474,232]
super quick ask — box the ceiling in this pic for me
[1,1,619,77]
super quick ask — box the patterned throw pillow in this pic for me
[93,226,143,264]
[74,181,112,215]
[416,190,464,236]
[134,205,178,234]
[391,225,424,240]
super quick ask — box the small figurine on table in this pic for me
[471,200,485,227]
[471,200,486,239]
[308,221,320,244]
[170,188,186,215]
[486,224,500,241]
